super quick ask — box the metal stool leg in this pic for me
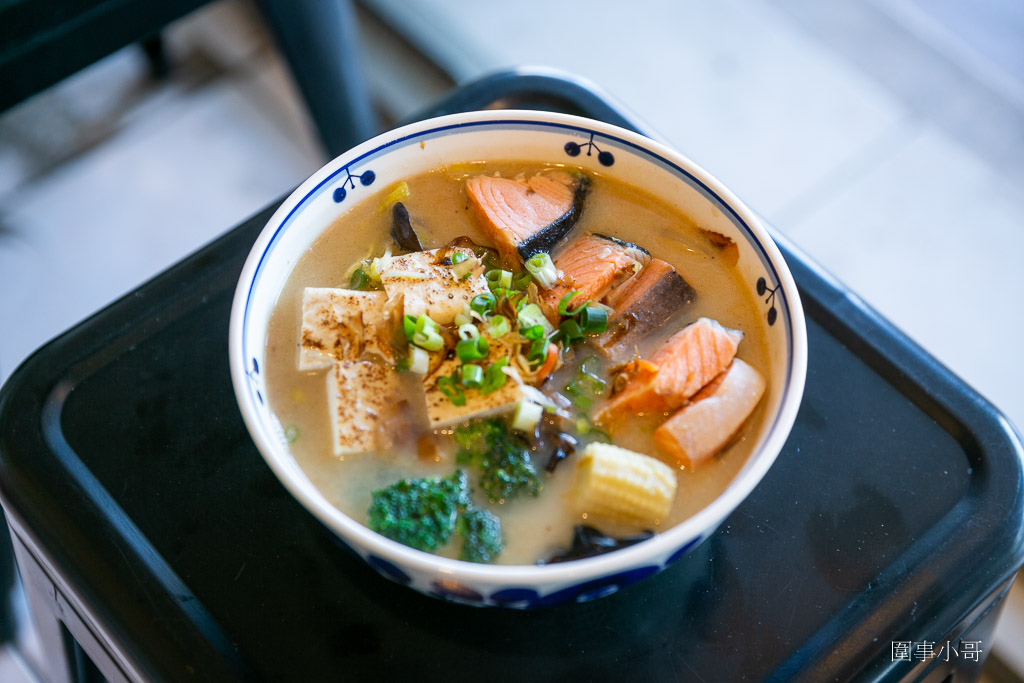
[255,0,378,157]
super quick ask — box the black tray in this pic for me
[1,70,1022,682]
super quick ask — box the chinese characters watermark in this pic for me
[891,640,983,662]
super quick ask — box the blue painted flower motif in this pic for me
[665,536,702,565]
[564,132,614,166]
[332,166,376,203]
[530,566,662,608]
[429,578,484,605]
[365,554,412,585]
[756,277,779,326]
[488,588,540,608]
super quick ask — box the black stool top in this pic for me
[0,70,1021,682]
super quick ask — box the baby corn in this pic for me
[575,443,677,526]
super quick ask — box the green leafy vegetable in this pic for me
[367,470,471,552]
[457,507,504,563]
[349,268,369,290]
[454,418,540,502]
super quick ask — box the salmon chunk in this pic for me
[466,171,587,263]
[596,317,743,422]
[654,358,765,468]
[542,233,650,311]
[596,258,696,359]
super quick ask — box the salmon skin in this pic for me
[654,358,765,468]
[596,317,742,422]
[466,171,588,263]
[542,233,651,311]
[596,258,696,359]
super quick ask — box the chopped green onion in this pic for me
[452,253,479,279]
[411,314,443,351]
[559,319,584,344]
[522,324,545,340]
[485,269,513,292]
[471,293,496,316]
[456,337,489,362]
[486,314,510,338]
[412,328,443,351]
[349,268,369,290]
[558,290,590,317]
[451,251,468,265]
[580,355,602,378]
[525,252,558,289]
[438,375,466,406]
[512,270,533,289]
[580,305,609,334]
[454,310,472,327]
[283,424,300,443]
[407,346,430,375]
[564,380,594,411]
[403,314,418,340]
[511,400,543,433]
[527,337,551,365]
[481,358,509,395]
[458,323,480,340]
[517,303,554,336]
[460,364,484,388]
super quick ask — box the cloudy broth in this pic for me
[263,162,769,565]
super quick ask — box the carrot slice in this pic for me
[535,343,560,384]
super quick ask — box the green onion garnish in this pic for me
[517,303,554,336]
[451,251,468,265]
[559,319,584,344]
[456,336,489,362]
[485,269,513,292]
[349,268,369,290]
[481,358,509,395]
[407,346,430,374]
[580,355,602,379]
[403,314,418,340]
[458,323,480,340]
[527,337,550,365]
[512,270,533,290]
[558,290,590,317]
[522,324,545,340]
[460,363,483,388]
[486,314,510,338]
[525,252,558,289]
[580,305,609,334]
[563,380,594,411]
[411,314,443,351]
[470,292,496,316]
[438,375,466,406]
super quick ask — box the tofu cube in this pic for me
[326,360,398,456]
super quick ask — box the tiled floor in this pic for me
[0,0,1022,679]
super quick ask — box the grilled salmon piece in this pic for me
[596,317,742,422]
[542,233,650,310]
[654,358,765,468]
[596,258,696,359]
[466,171,587,263]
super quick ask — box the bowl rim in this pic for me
[229,109,807,586]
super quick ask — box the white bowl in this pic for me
[229,110,807,607]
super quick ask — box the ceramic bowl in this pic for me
[229,110,807,607]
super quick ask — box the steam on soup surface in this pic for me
[264,162,769,565]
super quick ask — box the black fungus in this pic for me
[541,525,654,564]
[391,202,423,252]
[545,431,578,473]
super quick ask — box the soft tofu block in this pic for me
[380,249,489,325]
[654,358,766,469]
[299,288,390,370]
[326,360,398,456]
[422,340,522,427]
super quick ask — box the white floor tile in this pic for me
[364,0,906,220]
[0,71,321,381]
